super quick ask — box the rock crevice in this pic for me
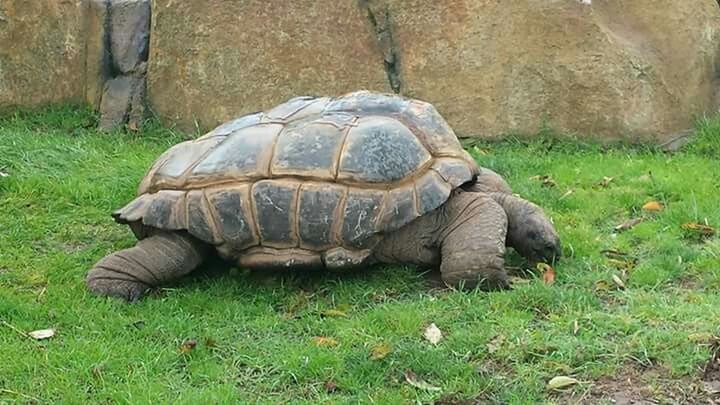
[361,0,402,94]
[89,0,151,131]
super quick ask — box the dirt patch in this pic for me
[703,338,720,400]
[558,363,718,404]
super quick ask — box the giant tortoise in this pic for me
[87,91,561,301]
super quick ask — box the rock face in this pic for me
[147,0,392,132]
[88,0,151,130]
[110,0,151,74]
[1,0,150,130]
[1,0,719,141]
[0,0,87,108]
[147,0,720,142]
[380,0,720,141]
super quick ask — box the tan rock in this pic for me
[0,0,87,108]
[85,0,111,109]
[383,0,720,141]
[147,0,392,132]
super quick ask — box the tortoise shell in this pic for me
[114,91,479,264]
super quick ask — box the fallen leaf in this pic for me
[404,370,441,392]
[530,175,556,188]
[370,343,392,360]
[424,323,443,345]
[28,329,55,340]
[642,201,663,212]
[598,176,614,188]
[537,263,555,285]
[127,121,140,132]
[486,335,505,354]
[324,381,338,393]
[321,309,348,318]
[179,339,197,354]
[547,376,579,390]
[614,218,645,232]
[573,320,580,335]
[313,336,339,347]
[682,222,716,237]
[611,274,626,289]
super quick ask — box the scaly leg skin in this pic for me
[374,190,510,290]
[86,231,209,302]
[437,191,510,290]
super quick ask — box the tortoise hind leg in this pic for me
[86,231,209,302]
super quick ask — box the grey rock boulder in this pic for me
[110,0,151,74]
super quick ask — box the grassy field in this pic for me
[1,106,719,404]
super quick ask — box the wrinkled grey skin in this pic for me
[86,167,561,301]
[469,168,562,263]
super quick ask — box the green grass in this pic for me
[1,106,719,404]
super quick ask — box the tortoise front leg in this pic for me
[437,192,510,290]
[86,231,209,302]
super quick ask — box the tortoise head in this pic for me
[506,200,562,264]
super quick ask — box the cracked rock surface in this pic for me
[147,0,720,142]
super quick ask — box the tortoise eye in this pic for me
[526,231,538,240]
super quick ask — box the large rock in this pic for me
[381,0,720,141]
[147,0,392,132]
[110,0,150,74]
[98,71,147,130]
[0,0,87,108]
[85,0,112,109]
[147,0,720,142]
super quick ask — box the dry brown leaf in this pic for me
[313,336,339,347]
[179,339,197,354]
[321,309,348,318]
[423,323,443,345]
[642,201,663,212]
[547,376,579,390]
[404,370,441,391]
[28,329,55,340]
[682,222,716,237]
[614,217,645,232]
[537,263,556,285]
[370,343,392,360]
